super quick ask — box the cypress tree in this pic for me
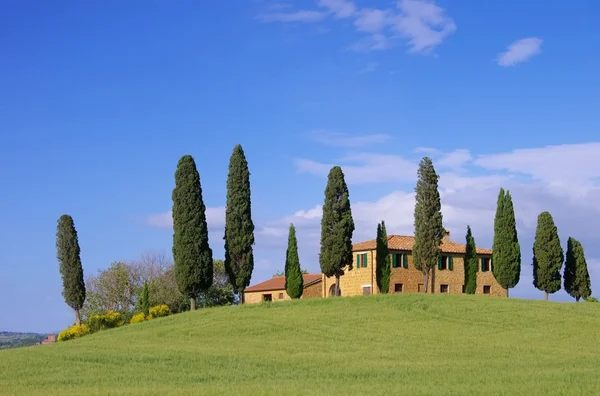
[224,144,255,303]
[172,154,213,311]
[532,211,563,300]
[464,225,478,294]
[285,224,304,299]
[412,157,444,293]
[564,237,592,302]
[492,189,521,296]
[319,166,355,297]
[376,221,391,294]
[141,281,150,316]
[56,214,86,325]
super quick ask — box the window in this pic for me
[263,294,272,302]
[481,257,490,272]
[418,283,424,292]
[394,283,403,293]
[356,253,368,268]
[437,255,454,271]
[440,284,449,293]
[483,285,491,294]
[392,253,409,269]
[278,293,284,299]
[363,286,371,295]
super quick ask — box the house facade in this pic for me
[322,230,507,298]
[244,274,323,304]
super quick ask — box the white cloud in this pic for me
[436,149,472,170]
[306,130,390,147]
[392,0,457,53]
[295,152,416,184]
[259,0,455,54]
[257,10,327,22]
[496,37,543,67]
[317,0,356,18]
[145,207,226,229]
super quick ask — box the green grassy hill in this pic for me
[1,294,599,395]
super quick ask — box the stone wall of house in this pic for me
[244,280,325,304]
[323,250,376,297]
[302,280,323,298]
[323,250,507,298]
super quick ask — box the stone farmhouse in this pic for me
[244,230,506,303]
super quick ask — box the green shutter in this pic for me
[364,253,368,268]
[403,254,408,268]
[448,256,453,271]
[392,254,397,268]
[356,254,360,268]
[438,256,443,270]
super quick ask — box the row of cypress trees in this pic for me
[172,145,255,307]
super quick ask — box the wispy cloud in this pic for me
[496,37,543,67]
[306,130,390,147]
[259,0,456,54]
[257,10,327,22]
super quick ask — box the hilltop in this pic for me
[1,294,599,395]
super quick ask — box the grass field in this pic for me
[1,293,599,395]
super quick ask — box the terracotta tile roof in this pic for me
[245,273,322,293]
[353,235,493,255]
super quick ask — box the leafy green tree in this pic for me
[196,259,236,308]
[56,214,86,325]
[412,157,444,293]
[172,154,213,310]
[464,225,478,294]
[285,224,304,299]
[564,237,592,302]
[141,282,150,315]
[224,145,255,303]
[319,166,355,297]
[492,189,521,296]
[532,211,564,300]
[376,221,391,294]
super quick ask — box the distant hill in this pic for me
[1,294,600,395]
[0,331,47,349]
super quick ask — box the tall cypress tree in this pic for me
[56,214,86,325]
[464,225,478,294]
[376,221,391,294]
[564,237,592,302]
[172,154,213,311]
[141,281,150,316]
[492,189,521,297]
[224,144,255,304]
[532,211,563,300]
[285,224,303,299]
[320,166,355,297]
[412,157,444,293]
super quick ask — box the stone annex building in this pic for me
[244,230,507,303]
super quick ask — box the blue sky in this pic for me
[2,0,600,333]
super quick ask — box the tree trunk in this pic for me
[335,275,340,297]
[576,296,580,302]
[506,288,510,298]
[544,292,548,301]
[75,308,81,326]
[240,290,245,304]
[190,297,196,310]
[423,270,429,293]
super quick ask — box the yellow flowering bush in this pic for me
[149,304,171,318]
[57,324,91,342]
[130,312,152,324]
[87,310,125,332]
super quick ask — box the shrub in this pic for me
[87,311,125,333]
[584,296,598,303]
[57,324,91,342]
[149,304,171,318]
[130,312,152,324]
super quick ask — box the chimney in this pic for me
[442,229,451,243]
